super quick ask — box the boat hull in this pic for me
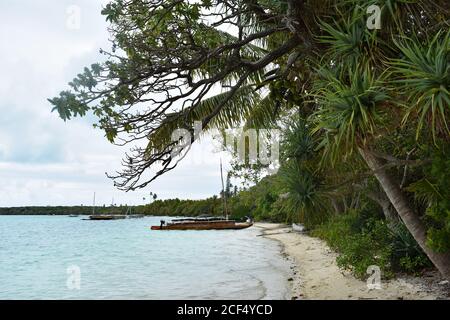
[89,215,127,220]
[151,221,253,230]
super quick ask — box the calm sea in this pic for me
[0,215,291,299]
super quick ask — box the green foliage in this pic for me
[313,211,394,278]
[408,147,450,252]
[48,91,90,121]
[398,255,430,274]
[275,116,333,227]
[48,0,450,277]
[149,85,261,150]
[312,209,431,279]
[391,31,450,141]
[142,197,223,218]
[318,8,376,67]
[389,223,432,273]
[281,117,315,162]
[278,162,331,228]
[234,175,283,221]
[312,66,390,163]
[0,206,127,216]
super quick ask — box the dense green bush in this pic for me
[425,150,450,253]
[312,211,393,278]
[406,147,450,253]
[389,223,432,274]
[312,210,431,279]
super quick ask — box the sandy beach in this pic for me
[255,223,450,300]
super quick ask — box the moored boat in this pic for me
[151,163,253,231]
[151,218,253,230]
[128,214,145,218]
[87,192,127,220]
[89,215,127,220]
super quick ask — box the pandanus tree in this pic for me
[310,8,450,277]
[276,116,339,227]
[50,0,450,278]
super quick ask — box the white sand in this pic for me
[255,223,449,300]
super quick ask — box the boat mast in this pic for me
[92,192,96,215]
[220,159,228,220]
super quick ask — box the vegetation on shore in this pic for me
[49,0,450,280]
[0,206,133,216]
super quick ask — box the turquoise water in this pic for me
[0,216,291,299]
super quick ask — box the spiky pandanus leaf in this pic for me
[391,31,450,142]
[317,8,380,68]
[311,66,390,164]
[347,0,424,31]
[281,117,316,163]
[278,161,331,228]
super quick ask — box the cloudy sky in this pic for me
[0,0,229,207]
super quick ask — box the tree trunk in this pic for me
[359,147,450,280]
[366,189,398,224]
[331,198,345,215]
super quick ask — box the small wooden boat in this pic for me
[152,164,253,231]
[87,193,127,220]
[151,218,253,231]
[89,215,127,220]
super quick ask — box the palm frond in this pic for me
[391,30,450,142]
[244,95,280,129]
[281,117,316,163]
[406,178,443,204]
[311,65,390,164]
[148,85,261,151]
[317,7,379,68]
[279,161,331,228]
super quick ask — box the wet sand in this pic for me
[255,223,449,300]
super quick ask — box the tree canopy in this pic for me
[50,0,450,279]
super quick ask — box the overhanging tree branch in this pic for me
[49,0,305,191]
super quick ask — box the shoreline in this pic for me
[255,222,449,300]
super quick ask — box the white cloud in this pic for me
[0,0,228,207]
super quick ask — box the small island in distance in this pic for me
[0,195,250,220]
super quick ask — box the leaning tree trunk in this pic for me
[359,147,450,280]
[365,189,399,226]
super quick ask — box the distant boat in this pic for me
[128,214,145,218]
[69,214,79,217]
[151,217,253,230]
[88,192,126,221]
[151,163,252,231]
[125,206,144,219]
[89,215,126,220]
